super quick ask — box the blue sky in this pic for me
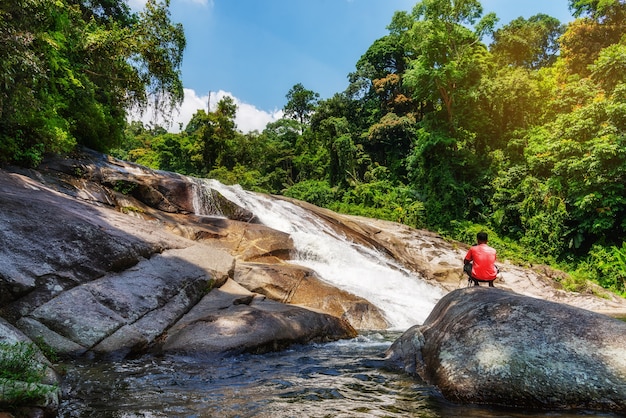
[129,0,574,132]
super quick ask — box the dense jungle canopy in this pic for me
[1,0,625,295]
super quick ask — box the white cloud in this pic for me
[129,88,283,134]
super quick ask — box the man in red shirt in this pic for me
[464,232,498,287]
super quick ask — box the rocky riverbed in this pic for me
[1,148,626,416]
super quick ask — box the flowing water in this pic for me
[57,332,620,418]
[56,180,622,417]
[193,180,445,330]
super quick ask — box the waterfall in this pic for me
[192,179,444,330]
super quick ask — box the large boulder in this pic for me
[35,148,256,221]
[0,170,181,314]
[0,151,368,364]
[234,262,389,330]
[195,219,295,263]
[385,287,626,413]
[16,245,232,359]
[155,279,357,355]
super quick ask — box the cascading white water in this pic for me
[192,178,444,330]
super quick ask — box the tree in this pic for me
[348,34,410,104]
[133,0,186,114]
[72,0,185,150]
[185,97,240,174]
[283,83,320,126]
[471,65,556,153]
[490,14,565,69]
[0,0,78,165]
[309,94,369,186]
[406,128,475,227]
[590,40,626,93]
[561,0,625,77]
[401,0,497,131]
[0,0,185,166]
[569,0,626,20]
[355,35,408,80]
[389,0,498,227]
[365,112,416,179]
[71,0,135,24]
[260,119,301,183]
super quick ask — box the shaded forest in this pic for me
[1,0,625,295]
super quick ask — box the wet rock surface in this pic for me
[155,279,357,356]
[0,149,377,363]
[326,212,626,316]
[386,287,626,413]
[2,148,626,415]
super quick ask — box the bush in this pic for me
[330,181,425,227]
[572,243,626,296]
[283,180,338,207]
[0,341,57,406]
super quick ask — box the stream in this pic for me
[57,331,621,417]
[55,180,623,417]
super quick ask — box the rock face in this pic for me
[17,245,234,359]
[3,148,626,415]
[234,262,389,330]
[385,287,626,413]
[281,197,626,317]
[156,279,357,355]
[0,148,369,363]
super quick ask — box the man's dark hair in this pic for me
[477,232,488,243]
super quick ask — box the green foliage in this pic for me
[569,0,625,19]
[353,35,408,82]
[283,83,320,125]
[0,341,57,406]
[517,177,569,258]
[208,165,268,193]
[402,0,495,131]
[8,0,626,297]
[0,342,44,383]
[332,181,425,227]
[111,180,138,195]
[590,40,626,93]
[287,129,328,183]
[560,1,625,77]
[182,98,240,175]
[406,128,482,228]
[572,243,626,295]
[0,0,185,165]
[283,180,338,208]
[31,336,57,364]
[491,14,565,69]
[365,112,415,179]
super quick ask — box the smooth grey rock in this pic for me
[21,246,218,357]
[157,279,357,356]
[234,261,389,330]
[386,287,626,413]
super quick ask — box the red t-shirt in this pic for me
[464,243,498,281]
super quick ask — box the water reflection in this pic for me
[58,333,621,418]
